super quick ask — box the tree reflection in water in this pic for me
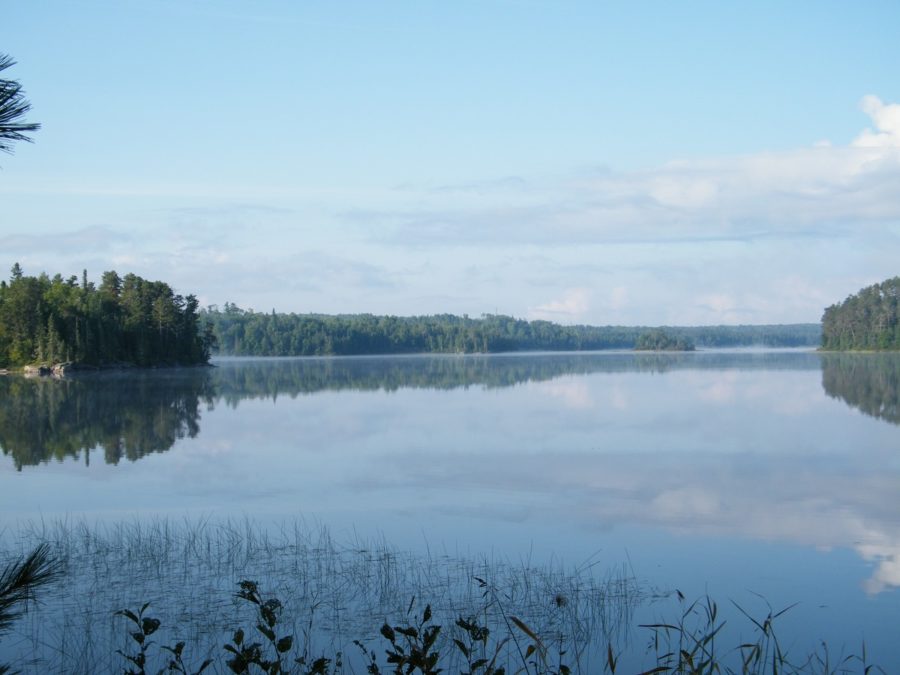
[821,353,900,425]
[0,370,216,469]
[7,349,893,471]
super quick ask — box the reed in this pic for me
[0,518,639,673]
[0,519,885,673]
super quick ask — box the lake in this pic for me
[1,350,898,672]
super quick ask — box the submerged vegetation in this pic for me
[0,520,886,674]
[821,276,900,351]
[0,264,215,369]
[202,304,819,356]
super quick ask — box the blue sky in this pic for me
[2,1,899,324]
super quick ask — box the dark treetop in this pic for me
[0,265,215,368]
[821,276,900,351]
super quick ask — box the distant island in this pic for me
[634,329,695,351]
[0,264,215,370]
[821,276,900,351]
[201,303,818,356]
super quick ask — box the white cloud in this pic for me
[365,96,900,247]
[528,288,591,322]
[853,96,900,148]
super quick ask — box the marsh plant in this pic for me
[0,518,639,673]
[113,584,574,675]
[635,592,886,675]
[109,583,886,675]
[0,544,63,674]
[0,520,888,674]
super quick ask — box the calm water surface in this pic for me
[1,350,898,669]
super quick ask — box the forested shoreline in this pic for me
[0,264,825,369]
[821,276,899,351]
[0,264,215,368]
[202,303,819,356]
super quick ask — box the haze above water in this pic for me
[1,350,899,667]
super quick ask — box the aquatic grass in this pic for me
[633,591,887,675]
[0,517,640,673]
[101,585,885,675]
[0,519,884,673]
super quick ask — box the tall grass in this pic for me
[0,518,640,673]
[0,519,886,673]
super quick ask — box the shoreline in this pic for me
[2,361,214,378]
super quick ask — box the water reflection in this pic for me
[821,353,900,425]
[212,351,821,403]
[1,351,899,600]
[0,370,215,469]
[3,352,897,472]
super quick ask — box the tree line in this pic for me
[202,303,820,356]
[0,264,215,368]
[821,276,900,350]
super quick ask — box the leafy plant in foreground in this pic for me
[109,579,886,675]
[364,597,443,675]
[224,580,295,674]
[116,603,212,675]
[453,615,507,675]
[115,603,162,675]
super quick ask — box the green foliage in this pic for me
[634,330,695,352]
[116,602,212,675]
[202,304,819,357]
[821,277,900,351]
[0,54,40,154]
[377,600,443,675]
[0,264,215,368]
[115,603,163,675]
[453,615,507,675]
[108,584,883,675]
[224,580,296,674]
[0,544,63,674]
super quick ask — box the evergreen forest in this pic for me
[203,303,819,356]
[821,276,900,350]
[0,264,215,368]
[634,329,695,351]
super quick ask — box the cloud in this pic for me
[853,96,900,148]
[355,96,900,248]
[528,288,591,321]
[0,225,132,256]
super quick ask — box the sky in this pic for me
[2,0,899,326]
